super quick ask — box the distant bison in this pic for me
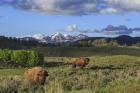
[71,58,90,69]
[24,67,49,85]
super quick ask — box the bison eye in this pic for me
[45,72,49,76]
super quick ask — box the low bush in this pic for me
[0,49,44,67]
[0,49,12,61]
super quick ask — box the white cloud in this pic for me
[1,0,140,15]
[63,24,78,32]
[106,0,140,13]
[100,8,119,14]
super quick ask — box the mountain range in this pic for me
[21,33,88,43]
[0,34,140,49]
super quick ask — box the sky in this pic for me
[0,0,140,37]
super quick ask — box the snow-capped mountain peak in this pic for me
[64,34,69,37]
[76,34,88,40]
[22,33,88,43]
[51,32,63,38]
[51,32,65,42]
[33,34,46,40]
[32,34,51,43]
[64,34,73,40]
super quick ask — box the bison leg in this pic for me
[80,65,85,69]
[72,64,76,68]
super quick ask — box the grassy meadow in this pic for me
[0,46,140,93]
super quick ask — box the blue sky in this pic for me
[0,0,140,37]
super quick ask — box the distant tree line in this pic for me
[56,39,118,47]
[56,35,140,47]
[0,36,40,49]
[0,35,140,48]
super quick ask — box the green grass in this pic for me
[70,90,94,93]
[0,69,24,76]
[98,80,140,93]
[34,46,140,57]
[1,66,140,93]
[0,55,140,93]
[0,46,140,93]
[45,55,140,69]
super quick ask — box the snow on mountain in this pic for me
[33,34,51,43]
[21,37,36,41]
[51,33,65,42]
[33,34,45,40]
[64,34,74,41]
[75,34,89,40]
[22,33,88,43]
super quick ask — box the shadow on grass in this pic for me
[36,47,140,57]
[44,62,66,67]
[90,65,123,70]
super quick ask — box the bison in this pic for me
[71,58,90,69]
[24,67,49,85]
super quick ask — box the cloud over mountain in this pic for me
[60,24,140,36]
[63,24,78,32]
[1,0,140,15]
[103,25,133,35]
[103,25,140,35]
[79,29,100,33]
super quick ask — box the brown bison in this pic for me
[71,58,90,69]
[24,67,49,85]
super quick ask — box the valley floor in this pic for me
[0,54,140,93]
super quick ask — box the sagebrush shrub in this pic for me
[0,49,44,67]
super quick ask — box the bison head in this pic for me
[84,58,90,65]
